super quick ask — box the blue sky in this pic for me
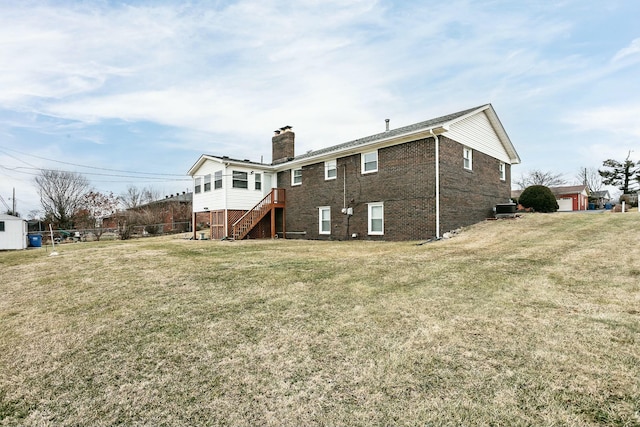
[1,0,639,215]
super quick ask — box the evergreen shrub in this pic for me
[519,185,559,213]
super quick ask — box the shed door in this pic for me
[557,198,573,211]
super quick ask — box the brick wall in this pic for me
[279,138,436,241]
[438,136,511,233]
[278,136,511,241]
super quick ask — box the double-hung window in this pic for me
[255,173,262,190]
[214,171,222,189]
[362,151,378,174]
[368,202,384,235]
[463,147,473,170]
[0,221,5,232]
[204,174,212,192]
[325,160,337,180]
[292,168,302,186]
[194,177,202,194]
[232,171,248,189]
[319,207,331,235]
[499,162,506,181]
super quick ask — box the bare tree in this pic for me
[120,185,161,209]
[35,170,90,229]
[515,170,566,189]
[575,167,603,192]
[76,191,119,241]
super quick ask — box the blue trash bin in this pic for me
[28,234,42,247]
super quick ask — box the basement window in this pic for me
[319,206,331,235]
[232,171,248,189]
[368,202,384,235]
[292,168,302,186]
[214,170,222,189]
[362,151,378,174]
[463,147,473,170]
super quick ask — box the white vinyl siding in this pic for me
[192,162,267,212]
[446,111,512,163]
[319,206,331,235]
[292,168,302,186]
[362,151,378,174]
[368,202,384,235]
[463,147,473,170]
[325,160,337,180]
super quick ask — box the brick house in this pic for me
[188,104,520,241]
[103,192,193,234]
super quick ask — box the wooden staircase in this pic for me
[231,188,285,240]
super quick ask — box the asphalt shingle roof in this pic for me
[292,105,487,161]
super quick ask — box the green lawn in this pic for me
[1,212,639,426]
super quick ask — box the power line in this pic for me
[0,146,186,177]
[0,166,190,186]
[0,165,190,181]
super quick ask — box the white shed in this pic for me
[0,214,28,250]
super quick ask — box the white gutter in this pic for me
[429,129,440,239]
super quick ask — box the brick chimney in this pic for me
[272,126,294,164]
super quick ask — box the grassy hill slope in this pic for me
[1,212,639,426]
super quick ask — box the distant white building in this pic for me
[0,214,28,250]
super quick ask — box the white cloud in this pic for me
[612,38,640,63]
[564,105,640,138]
[2,0,640,210]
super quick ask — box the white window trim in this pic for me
[214,170,222,189]
[255,173,262,190]
[204,174,212,192]
[361,150,378,174]
[325,160,337,180]
[194,177,202,194]
[463,147,473,170]
[499,162,506,181]
[319,206,331,235]
[367,202,384,235]
[232,170,249,189]
[292,168,302,186]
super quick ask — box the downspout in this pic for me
[429,129,440,239]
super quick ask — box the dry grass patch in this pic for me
[1,212,639,426]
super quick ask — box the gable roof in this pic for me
[550,185,590,196]
[289,104,520,166]
[187,103,520,176]
[187,154,268,176]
